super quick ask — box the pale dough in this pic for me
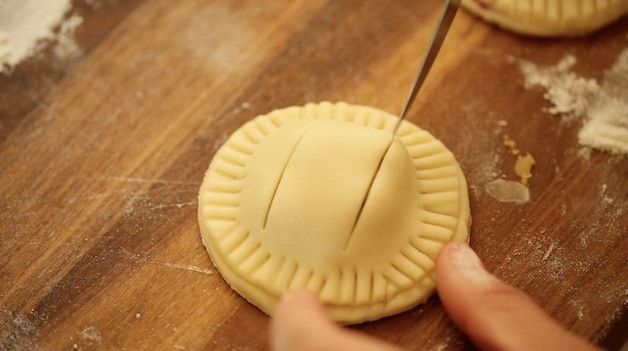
[461,0,628,37]
[198,102,471,324]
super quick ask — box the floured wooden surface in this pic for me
[517,50,628,155]
[0,0,626,350]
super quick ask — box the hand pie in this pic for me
[198,102,470,324]
[461,0,627,37]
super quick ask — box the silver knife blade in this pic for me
[393,0,461,134]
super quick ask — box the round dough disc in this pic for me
[198,101,471,324]
[461,0,628,37]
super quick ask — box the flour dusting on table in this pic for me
[0,0,83,74]
[517,49,628,155]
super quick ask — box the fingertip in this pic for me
[435,243,600,351]
[271,290,403,351]
[435,243,478,330]
[435,242,458,279]
[271,289,334,351]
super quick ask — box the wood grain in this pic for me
[1,0,626,350]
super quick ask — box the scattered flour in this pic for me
[79,326,102,343]
[578,50,628,155]
[0,0,82,74]
[432,338,450,351]
[517,49,628,155]
[53,13,84,61]
[0,310,38,351]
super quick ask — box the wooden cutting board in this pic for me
[1,0,626,350]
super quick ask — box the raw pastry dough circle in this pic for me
[198,102,470,324]
[461,0,628,37]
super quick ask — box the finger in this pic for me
[436,243,601,351]
[270,289,402,351]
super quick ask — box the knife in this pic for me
[393,0,462,135]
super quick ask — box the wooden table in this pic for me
[1,0,626,350]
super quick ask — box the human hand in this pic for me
[270,243,601,351]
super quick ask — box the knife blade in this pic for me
[393,0,462,135]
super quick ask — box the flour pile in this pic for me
[517,49,628,156]
[0,0,82,74]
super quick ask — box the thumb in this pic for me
[270,289,401,351]
[436,243,601,351]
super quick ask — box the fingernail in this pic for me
[450,243,494,284]
[272,289,322,351]
[279,289,311,307]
